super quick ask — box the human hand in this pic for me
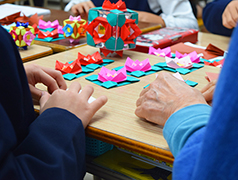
[24,64,67,101]
[135,10,165,27]
[200,78,217,105]
[222,0,238,29]
[39,82,108,128]
[71,1,95,17]
[135,72,207,126]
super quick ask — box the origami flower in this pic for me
[175,51,200,63]
[10,30,18,41]
[55,59,82,75]
[98,66,127,82]
[69,15,81,21]
[16,22,29,28]
[149,46,172,57]
[125,57,151,72]
[23,31,35,46]
[62,24,73,37]
[38,19,59,29]
[38,29,59,39]
[77,51,103,65]
[165,56,193,69]
[102,0,127,11]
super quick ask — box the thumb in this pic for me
[39,91,51,114]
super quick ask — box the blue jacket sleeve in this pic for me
[168,24,238,180]
[203,0,233,37]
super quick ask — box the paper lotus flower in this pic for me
[55,59,82,75]
[38,19,59,29]
[175,51,200,63]
[77,51,103,65]
[102,0,127,11]
[125,57,151,72]
[9,22,35,49]
[165,56,193,69]
[98,66,127,82]
[38,29,59,39]
[149,46,172,57]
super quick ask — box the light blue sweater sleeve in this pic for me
[163,104,211,158]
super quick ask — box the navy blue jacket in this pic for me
[203,0,233,36]
[0,26,86,180]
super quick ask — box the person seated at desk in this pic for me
[135,25,238,179]
[203,0,237,36]
[64,0,198,29]
[0,25,107,179]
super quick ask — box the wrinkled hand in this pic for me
[24,64,67,101]
[71,1,95,17]
[135,72,207,126]
[200,78,217,105]
[222,0,238,29]
[135,10,165,27]
[40,82,108,128]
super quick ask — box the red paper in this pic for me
[102,0,127,11]
[38,29,59,39]
[77,51,103,65]
[55,59,82,75]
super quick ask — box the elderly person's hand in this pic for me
[200,78,217,106]
[135,72,207,126]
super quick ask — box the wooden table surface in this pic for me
[20,44,53,62]
[34,9,162,53]
[25,42,221,163]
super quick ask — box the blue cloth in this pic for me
[203,0,233,37]
[163,25,238,179]
[0,26,86,179]
[92,0,160,15]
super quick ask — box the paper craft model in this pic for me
[125,57,151,72]
[77,51,103,65]
[62,15,87,42]
[148,47,172,57]
[165,56,193,69]
[9,22,35,50]
[55,59,82,75]
[98,66,127,82]
[86,0,142,57]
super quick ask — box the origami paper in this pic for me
[86,0,141,57]
[205,72,219,81]
[9,22,35,49]
[125,57,151,72]
[77,51,103,65]
[165,56,193,69]
[175,51,200,63]
[38,29,59,39]
[62,15,87,40]
[98,66,127,82]
[55,59,82,75]
[38,19,59,29]
[204,58,224,68]
[148,46,172,57]
[171,72,198,87]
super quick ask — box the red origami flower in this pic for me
[102,0,127,11]
[55,59,82,75]
[77,51,103,65]
[38,29,59,39]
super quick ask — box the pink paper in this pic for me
[175,51,200,63]
[38,19,59,29]
[166,56,193,69]
[69,15,81,21]
[98,66,127,82]
[125,57,151,72]
[148,46,172,57]
[173,72,184,81]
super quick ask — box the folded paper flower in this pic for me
[69,15,81,21]
[39,19,59,30]
[98,66,127,82]
[149,46,172,57]
[175,51,200,63]
[125,57,151,72]
[77,51,103,65]
[102,0,127,11]
[55,59,82,75]
[23,31,35,46]
[38,29,59,39]
[166,56,193,69]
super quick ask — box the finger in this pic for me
[29,84,42,101]
[77,5,86,16]
[84,2,95,14]
[71,6,79,16]
[89,95,108,114]
[39,91,51,114]
[68,81,81,93]
[41,67,67,91]
[135,106,145,119]
[79,85,94,102]
[136,96,143,107]
[203,85,215,102]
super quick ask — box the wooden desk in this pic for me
[34,9,161,53]
[25,44,220,164]
[20,44,53,62]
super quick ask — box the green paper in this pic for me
[87,33,96,46]
[131,13,138,24]
[176,68,190,75]
[113,66,124,71]
[110,9,123,14]
[163,67,177,72]
[76,73,88,78]
[103,59,114,63]
[88,9,99,22]
[126,76,140,82]
[107,13,118,26]
[144,84,150,88]
[86,74,98,81]
[116,37,124,50]
[151,65,163,71]
[130,71,145,77]
[101,81,117,88]
[155,62,168,67]
[81,66,94,73]
[192,63,204,68]
[105,37,116,50]
[117,14,126,27]
[117,81,131,87]
[145,70,157,75]
[185,80,198,87]
[86,64,101,70]
[63,73,76,80]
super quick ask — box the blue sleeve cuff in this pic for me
[163,104,211,157]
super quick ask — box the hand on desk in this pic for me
[135,72,207,126]
[222,0,238,29]
[24,64,67,101]
[71,1,95,17]
[200,79,217,106]
[40,82,108,128]
[135,10,165,27]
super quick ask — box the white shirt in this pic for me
[64,0,198,29]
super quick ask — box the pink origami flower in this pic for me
[148,46,172,57]
[23,31,35,46]
[98,66,127,82]
[38,19,59,29]
[125,57,151,72]
[165,56,193,69]
[69,15,81,21]
[175,51,200,63]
